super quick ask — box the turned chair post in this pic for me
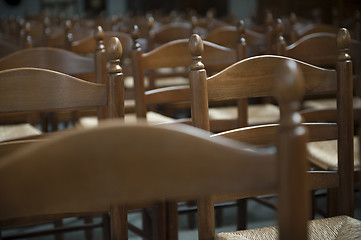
[43,16,51,47]
[189,34,210,132]
[95,26,107,85]
[276,18,286,56]
[107,37,124,119]
[236,19,249,128]
[275,61,309,240]
[189,34,214,240]
[265,11,274,54]
[290,12,298,43]
[64,20,73,51]
[131,25,147,119]
[20,21,32,49]
[336,28,354,216]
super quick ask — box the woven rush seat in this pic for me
[303,97,361,109]
[216,215,361,240]
[79,111,175,128]
[307,137,360,170]
[208,104,280,125]
[303,97,361,170]
[0,123,41,142]
[124,75,188,89]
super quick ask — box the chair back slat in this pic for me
[207,55,337,101]
[0,68,107,113]
[0,47,95,74]
[213,122,337,146]
[145,85,190,105]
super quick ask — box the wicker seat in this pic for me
[0,123,41,142]
[208,103,279,126]
[216,215,361,240]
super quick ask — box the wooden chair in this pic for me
[276,23,361,193]
[204,19,267,56]
[147,21,195,51]
[42,16,69,48]
[130,25,238,125]
[0,37,124,240]
[276,18,361,68]
[188,28,357,239]
[0,34,123,142]
[0,25,109,134]
[0,93,308,240]
[1,56,358,239]
[69,26,133,58]
[290,22,339,43]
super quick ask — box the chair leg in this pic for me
[327,188,338,217]
[153,202,166,240]
[310,190,316,219]
[102,213,111,240]
[84,216,93,240]
[215,207,223,228]
[166,202,178,240]
[197,198,215,240]
[237,199,247,230]
[142,209,152,240]
[187,201,197,229]
[53,219,64,240]
[110,205,128,240]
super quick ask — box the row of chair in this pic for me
[0,20,353,236]
[1,8,361,239]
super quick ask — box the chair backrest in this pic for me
[131,26,238,119]
[276,19,361,68]
[276,19,361,102]
[69,26,133,58]
[291,22,339,43]
[204,19,266,56]
[0,37,124,120]
[0,47,95,76]
[147,22,194,50]
[42,16,66,48]
[0,25,108,84]
[189,28,354,219]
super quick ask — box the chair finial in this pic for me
[290,12,297,24]
[95,25,105,52]
[337,28,351,61]
[43,16,50,29]
[65,19,72,31]
[189,34,203,57]
[24,21,32,48]
[131,25,141,50]
[276,18,284,34]
[147,16,154,29]
[265,11,273,26]
[275,60,305,128]
[276,19,286,55]
[131,25,140,40]
[107,37,123,74]
[237,19,246,35]
[189,34,204,70]
[191,15,198,29]
[95,25,104,42]
[65,19,73,47]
